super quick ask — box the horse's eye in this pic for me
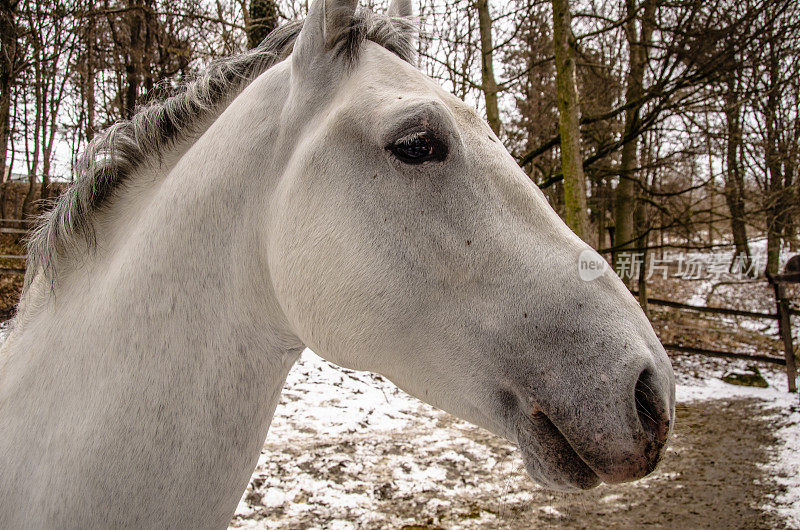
[388,131,447,164]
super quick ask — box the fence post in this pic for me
[769,276,797,393]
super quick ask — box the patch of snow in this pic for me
[761,404,800,527]
[684,279,714,306]
[539,505,563,517]
[229,349,541,528]
[266,350,425,440]
[262,487,287,508]
[600,493,623,504]
[677,378,791,402]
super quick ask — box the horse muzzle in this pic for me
[511,359,674,491]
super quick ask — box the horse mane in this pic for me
[25,12,417,290]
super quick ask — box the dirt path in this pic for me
[232,398,787,529]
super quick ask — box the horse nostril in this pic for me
[634,369,669,447]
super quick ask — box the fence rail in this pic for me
[662,343,786,366]
[0,219,29,272]
[633,293,800,319]
[634,279,798,394]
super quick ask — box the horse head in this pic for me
[267,0,675,490]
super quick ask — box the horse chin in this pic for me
[515,411,600,491]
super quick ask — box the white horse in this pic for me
[0,0,675,527]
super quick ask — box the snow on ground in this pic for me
[231,349,536,528]
[684,279,714,306]
[230,348,800,529]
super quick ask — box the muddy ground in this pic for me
[231,397,789,529]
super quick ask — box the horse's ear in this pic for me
[292,0,358,72]
[387,0,413,18]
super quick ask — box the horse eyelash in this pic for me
[396,131,427,143]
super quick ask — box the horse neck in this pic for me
[0,63,304,526]
[19,60,301,355]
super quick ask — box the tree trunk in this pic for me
[85,12,96,142]
[21,152,38,218]
[613,0,654,285]
[636,129,655,314]
[0,0,19,186]
[22,26,43,220]
[765,41,782,275]
[0,83,10,219]
[40,93,58,203]
[476,0,501,136]
[785,108,800,251]
[638,233,650,318]
[598,179,607,249]
[247,0,279,49]
[551,0,588,240]
[722,74,752,274]
[125,6,142,118]
[783,157,798,251]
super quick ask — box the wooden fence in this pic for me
[0,218,34,274]
[633,272,799,393]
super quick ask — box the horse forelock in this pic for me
[24,11,417,293]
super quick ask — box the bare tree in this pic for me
[612,0,655,283]
[0,0,20,183]
[20,0,77,215]
[551,0,588,239]
[476,0,501,135]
